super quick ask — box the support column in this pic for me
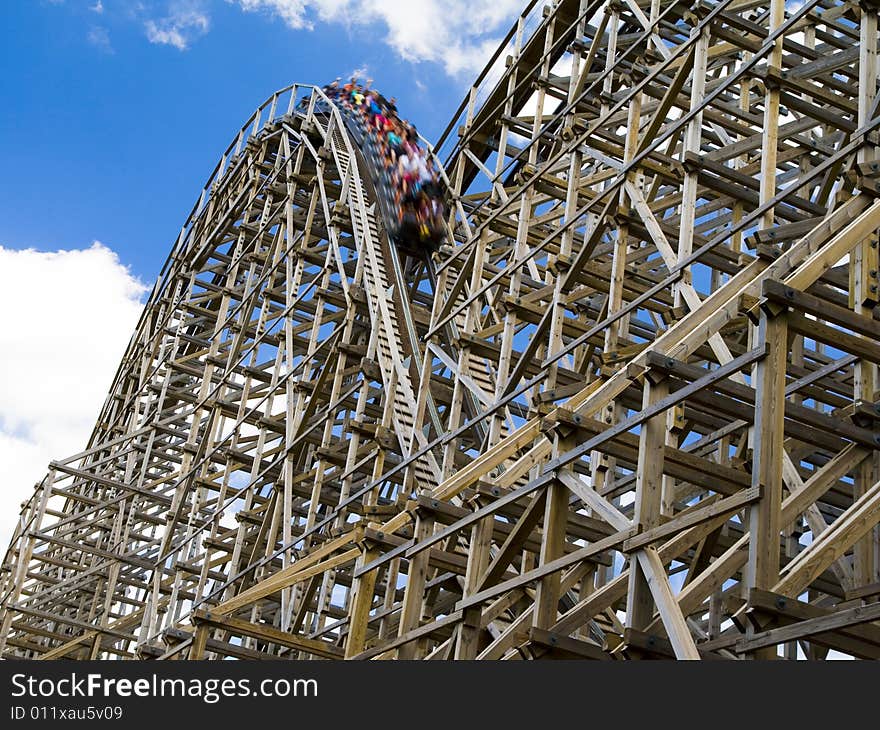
[759,0,785,229]
[745,308,788,659]
[396,508,433,659]
[454,514,493,658]
[626,374,668,630]
[345,543,380,658]
[190,624,209,660]
[853,0,880,586]
[534,432,573,630]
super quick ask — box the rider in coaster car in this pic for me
[318,76,446,249]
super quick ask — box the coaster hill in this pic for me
[3,0,880,660]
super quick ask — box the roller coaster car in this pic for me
[309,89,446,253]
[394,192,445,253]
[394,211,443,253]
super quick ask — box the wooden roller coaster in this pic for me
[3,0,880,660]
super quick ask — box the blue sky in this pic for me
[1,0,522,281]
[0,0,525,544]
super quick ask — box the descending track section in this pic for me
[323,106,442,492]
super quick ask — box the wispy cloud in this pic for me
[87,25,113,53]
[231,0,523,76]
[53,0,522,76]
[236,0,312,30]
[145,4,210,51]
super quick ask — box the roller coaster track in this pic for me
[5,0,880,660]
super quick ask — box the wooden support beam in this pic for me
[745,309,788,660]
[193,609,344,659]
[396,510,433,659]
[737,596,880,654]
[627,375,668,630]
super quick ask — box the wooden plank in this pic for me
[745,588,880,658]
[193,610,344,659]
[352,611,464,661]
[774,477,880,598]
[211,544,360,616]
[737,597,880,654]
[623,487,762,553]
[528,627,611,660]
[634,549,700,660]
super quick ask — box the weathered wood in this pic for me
[193,610,344,659]
[745,310,788,639]
[627,375,668,630]
[737,595,880,654]
[4,2,880,661]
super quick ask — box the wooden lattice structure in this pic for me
[3,0,880,660]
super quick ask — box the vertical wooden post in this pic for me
[746,309,788,658]
[345,544,379,658]
[759,0,785,229]
[675,25,709,307]
[190,624,209,660]
[455,516,493,658]
[853,1,880,587]
[88,633,103,660]
[626,374,668,630]
[396,509,433,659]
[534,432,572,630]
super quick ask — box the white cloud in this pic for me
[145,5,210,50]
[237,0,311,29]
[54,0,521,75]
[348,64,370,80]
[232,0,524,76]
[87,25,113,53]
[0,243,146,549]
